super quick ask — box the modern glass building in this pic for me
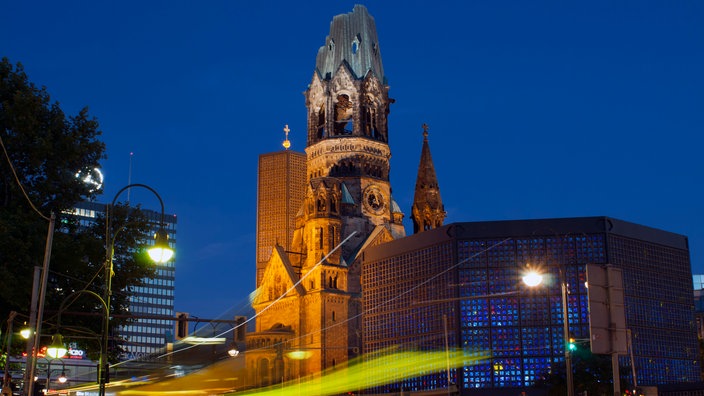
[71,200,177,360]
[693,275,704,340]
[362,217,699,395]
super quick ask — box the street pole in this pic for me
[561,270,574,396]
[22,268,39,396]
[443,314,451,395]
[99,184,173,396]
[2,312,17,394]
[25,212,55,396]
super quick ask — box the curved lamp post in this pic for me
[99,183,173,396]
[39,357,67,393]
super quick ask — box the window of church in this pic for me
[330,225,337,247]
[352,34,362,55]
[334,94,353,135]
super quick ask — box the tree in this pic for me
[0,57,154,360]
[533,347,632,395]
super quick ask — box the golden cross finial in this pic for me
[422,123,429,138]
[282,124,291,150]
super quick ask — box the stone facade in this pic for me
[246,5,405,387]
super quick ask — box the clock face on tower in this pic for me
[363,185,386,215]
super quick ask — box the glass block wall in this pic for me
[457,234,604,389]
[362,218,700,394]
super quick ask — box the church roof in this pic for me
[315,5,385,82]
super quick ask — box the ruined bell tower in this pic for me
[248,5,404,385]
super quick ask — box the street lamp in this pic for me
[40,358,67,393]
[3,311,32,394]
[522,266,574,396]
[99,183,173,396]
[46,334,67,359]
[227,343,240,358]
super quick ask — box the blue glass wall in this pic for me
[457,234,604,389]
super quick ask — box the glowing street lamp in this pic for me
[40,357,68,393]
[227,344,240,358]
[99,183,173,396]
[46,334,67,359]
[148,229,174,263]
[521,270,543,287]
[20,326,31,340]
[523,265,574,396]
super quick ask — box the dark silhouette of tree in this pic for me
[1,58,155,361]
[533,347,632,395]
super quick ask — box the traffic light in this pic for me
[568,338,577,351]
[175,312,189,340]
[234,316,246,342]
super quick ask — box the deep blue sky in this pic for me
[3,1,703,321]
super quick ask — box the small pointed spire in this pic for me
[411,123,446,234]
[282,124,291,150]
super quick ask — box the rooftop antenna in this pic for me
[282,124,291,150]
[127,152,133,203]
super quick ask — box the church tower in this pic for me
[247,5,404,386]
[411,124,446,233]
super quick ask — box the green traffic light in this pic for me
[568,338,577,351]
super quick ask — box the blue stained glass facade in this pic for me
[455,234,601,389]
[362,217,700,395]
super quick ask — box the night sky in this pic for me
[3,1,703,321]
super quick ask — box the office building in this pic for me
[362,217,699,394]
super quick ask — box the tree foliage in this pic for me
[533,347,635,396]
[1,57,156,362]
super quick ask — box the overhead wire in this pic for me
[0,133,50,221]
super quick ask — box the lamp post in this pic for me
[99,183,173,396]
[2,311,31,394]
[522,266,574,396]
[24,213,56,396]
[38,358,67,394]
